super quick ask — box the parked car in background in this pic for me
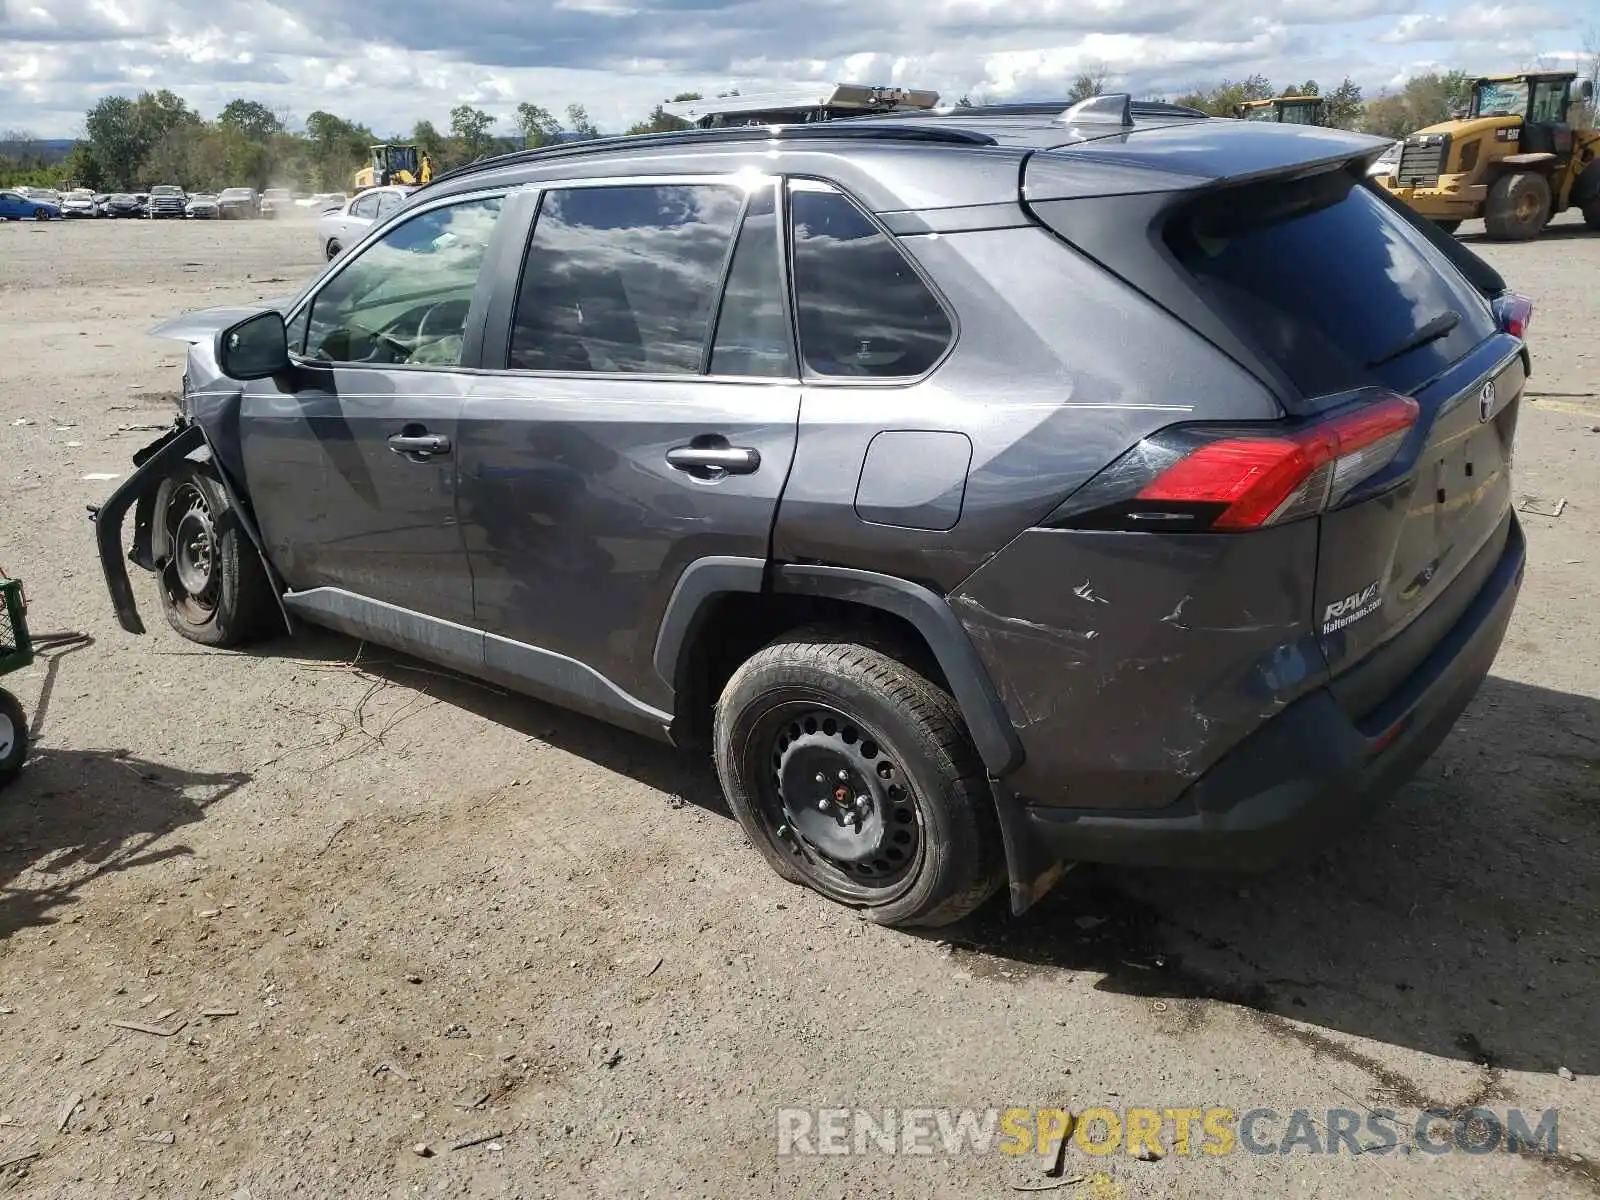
[146,185,188,218]
[217,188,259,219]
[296,192,348,215]
[185,193,220,219]
[0,189,60,220]
[92,193,110,209]
[104,193,145,218]
[16,187,62,208]
[61,189,100,218]
[315,185,411,259]
[260,188,295,219]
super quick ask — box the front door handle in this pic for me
[665,444,760,476]
[388,429,451,460]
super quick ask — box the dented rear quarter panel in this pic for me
[951,522,1327,810]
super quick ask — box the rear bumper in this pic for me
[1014,514,1525,871]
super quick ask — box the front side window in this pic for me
[303,195,503,368]
[789,186,954,378]
[1530,81,1568,124]
[508,183,744,374]
[351,194,379,219]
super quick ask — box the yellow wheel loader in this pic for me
[1376,71,1600,240]
[352,144,434,192]
[1233,96,1327,125]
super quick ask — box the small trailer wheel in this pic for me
[0,687,28,786]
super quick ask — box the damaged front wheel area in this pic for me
[151,462,277,647]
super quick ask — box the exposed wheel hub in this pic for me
[173,501,216,598]
[0,711,14,758]
[779,736,886,863]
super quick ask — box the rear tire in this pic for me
[0,688,27,786]
[1484,172,1551,241]
[326,240,342,260]
[152,461,278,648]
[1432,219,1461,234]
[714,627,1004,928]
[32,207,49,222]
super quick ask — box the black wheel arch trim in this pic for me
[769,563,1025,779]
[1574,161,1600,206]
[90,420,292,636]
[652,556,768,693]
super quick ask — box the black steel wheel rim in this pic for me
[162,481,219,622]
[751,702,925,903]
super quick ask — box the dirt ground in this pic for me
[0,208,1597,1200]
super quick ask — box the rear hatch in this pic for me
[1025,123,1520,714]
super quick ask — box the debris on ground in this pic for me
[109,1019,187,1037]
[1558,1066,1575,1081]
[1517,495,1567,518]
[55,1094,81,1134]
[135,1131,176,1146]
[412,1143,432,1158]
[0,1150,41,1169]
[449,1130,502,1152]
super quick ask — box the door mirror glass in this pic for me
[217,310,289,380]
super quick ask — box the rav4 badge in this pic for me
[1323,581,1383,635]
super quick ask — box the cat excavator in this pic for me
[352,144,434,192]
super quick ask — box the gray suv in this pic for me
[92,96,1531,928]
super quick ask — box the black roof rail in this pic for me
[422,122,998,189]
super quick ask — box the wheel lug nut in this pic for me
[817,798,831,811]
[855,795,870,812]
[837,770,849,782]
[776,825,790,840]
[814,773,826,784]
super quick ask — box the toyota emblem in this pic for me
[1478,380,1496,422]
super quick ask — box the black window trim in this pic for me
[784,176,961,389]
[498,171,802,386]
[284,183,512,375]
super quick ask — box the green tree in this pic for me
[1066,64,1109,104]
[514,102,562,148]
[1360,70,1474,138]
[304,110,374,190]
[84,96,147,189]
[449,104,497,161]
[1323,77,1364,129]
[1282,79,1320,97]
[1176,74,1275,117]
[412,119,447,163]
[565,104,600,140]
[218,99,283,142]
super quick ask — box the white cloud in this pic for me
[0,0,1589,137]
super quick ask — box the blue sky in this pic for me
[0,0,1592,138]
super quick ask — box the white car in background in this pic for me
[186,193,220,219]
[315,186,411,260]
[296,192,348,215]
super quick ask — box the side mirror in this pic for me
[1581,80,1595,103]
[217,310,289,381]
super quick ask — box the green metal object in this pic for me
[0,577,33,676]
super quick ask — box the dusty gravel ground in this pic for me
[0,209,1597,1200]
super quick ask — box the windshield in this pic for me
[152,186,183,196]
[1241,104,1275,122]
[1472,80,1528,118]
[111,194,135,203]
[220,189,251,199]
[1278,101,1321,125]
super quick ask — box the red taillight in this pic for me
[1135,395,1419,530]
[1493,292,1533,339]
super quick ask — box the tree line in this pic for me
[0,69,1565,193]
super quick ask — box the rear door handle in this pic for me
[388,431,451,459]
[665,445,760,476]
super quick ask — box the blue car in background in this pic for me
[0,190,60,220]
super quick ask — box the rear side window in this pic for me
[509,184,744,374]
[709,186,793,378]
[1167,178,1496,398]
[789,187,953,378]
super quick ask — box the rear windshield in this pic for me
[1166,174,1496,398]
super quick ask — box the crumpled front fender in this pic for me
[90,423,206,634]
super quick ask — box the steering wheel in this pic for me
[415,299,469,348]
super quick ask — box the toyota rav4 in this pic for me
[91,95,1531,928]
